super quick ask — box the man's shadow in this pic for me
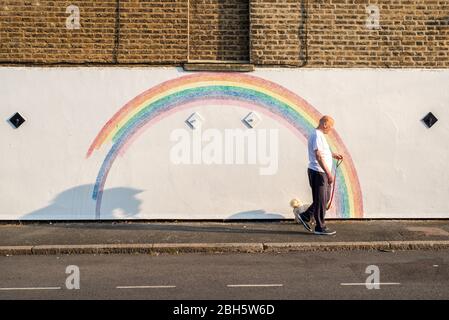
[21,184,143,220]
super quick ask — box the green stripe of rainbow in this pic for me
[87,73,363,219]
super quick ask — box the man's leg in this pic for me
[310,170,327,231]
[313,172,337,235]
[301,169,316,222]
[294,169,316,232]
[297,169,326,232]
[301,204,314,223]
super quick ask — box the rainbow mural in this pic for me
[87,73,363,219]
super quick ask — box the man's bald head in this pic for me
[318,115,334,134]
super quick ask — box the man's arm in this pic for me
[315,149,333,184]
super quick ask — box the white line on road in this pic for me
[0,287,61,291]
[116,285,176,289]
[227,284,284,288]
[340,283,401,286]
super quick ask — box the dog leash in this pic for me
[326,158,343,210]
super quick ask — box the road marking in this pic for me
[116,285,176,289]
[0,287,61,291]
[340,283,400,286]
[227,284,283,288]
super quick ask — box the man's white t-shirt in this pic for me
[308,129,333,173]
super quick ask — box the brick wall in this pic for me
[0,0,188,64]
[0,0,116,63]
[119,0,187,64]
[307,0,449,68]
[250,0,306,66]
[189,0,249,62]
[1,0,448,67]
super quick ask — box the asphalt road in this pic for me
[0,250,448,300]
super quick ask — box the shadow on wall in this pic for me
[226,210,284,220]
[20,185,286,220]
[21,184,143,220]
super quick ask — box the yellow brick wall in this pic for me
[0,0,116,63]
[189,0,249,62]
[250,0,305,66]
[1,0,448,67]
[307,0,449,68]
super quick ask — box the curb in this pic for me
[1,241,449,256]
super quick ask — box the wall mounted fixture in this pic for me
[185,112,203,130]
[242,112,261,128]
[8,112,26,129]
[422,112,438,128]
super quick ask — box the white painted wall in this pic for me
[0,67,448,219]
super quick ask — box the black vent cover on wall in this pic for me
[8,112,26,129]
[422,112,438,128]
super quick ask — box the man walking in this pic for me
[295,115,343,235]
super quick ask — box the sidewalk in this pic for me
[1,220,449,255]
